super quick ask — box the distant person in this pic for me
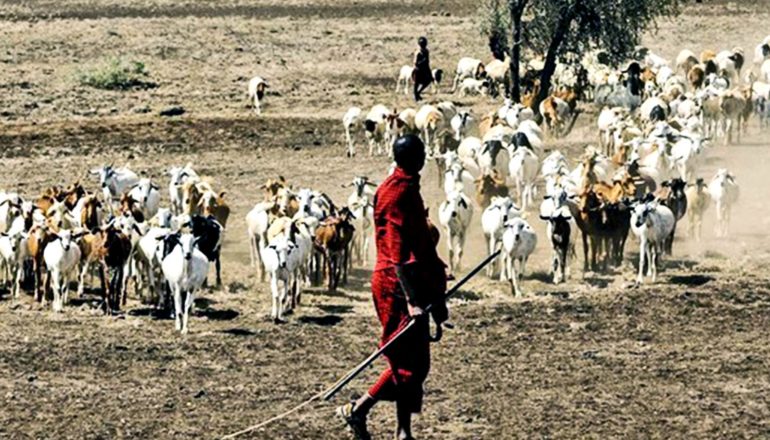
[412,37,433,102]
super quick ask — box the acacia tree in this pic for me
[483,0,682,108]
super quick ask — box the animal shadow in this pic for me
[298,315,343,326]
[196,308,239,321]
[220,328,257,336]
[668,274,714,286]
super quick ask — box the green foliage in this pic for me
[522,0,682,65]
[78,58,154,90]
[479,0,510,60]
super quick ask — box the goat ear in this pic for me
[150,184,160,191]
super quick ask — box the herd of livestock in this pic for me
[2,35,767,334]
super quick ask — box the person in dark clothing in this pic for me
[413,37,433,102]
[337,135,448,440]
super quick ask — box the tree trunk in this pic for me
[508,0,526,103]
[532,3,575,122]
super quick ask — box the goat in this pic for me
[500,218,537,297]
[43,229,83,312]
[475,170,509,209]
[186,215,224,287]
[481,196,521,277]
[159,232,209,333]
[452,57,486,93]
[656,179,688,255]
[685,178,711,242]
[438,191,473,273]
[168,163,199,215]
[708,169,739,237]
[539,189,573,284]
[127,178,161,219]
[314,208,355,291]
[342,107,363,157]
[261,233,300,323]
[344,177,376,267]
[0,216,28,299]
[507,144,539,211]
[90,164,139,211]
[247,76,268,115]
[631,199,675,285]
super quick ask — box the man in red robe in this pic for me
[338,135,448,440]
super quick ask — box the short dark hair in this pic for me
[393,134,425,174]
[418,36,428,47]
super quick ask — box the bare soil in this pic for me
[1,1,770,439]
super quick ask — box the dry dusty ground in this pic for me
[1,1,770,439]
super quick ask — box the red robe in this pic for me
[368,166,446,413]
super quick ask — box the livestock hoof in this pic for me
[273,317,286,324]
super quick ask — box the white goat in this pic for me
[44,229,83,312]
[458,78,489,97]
[507,144,539,211]
[708,169,739,237]
[500,218,537,297]
[631,200,675,285]
[438,191,473,273]
[0,216,28,299]
[481,196,521,277]
[127,178,161,219]
[247,76,268,115]
[168,163,199,215]
[261,234,300,323]
[90,164,139,211]
[160,233,209,334]
[452,57,485,93]
[342,107,363,158]
[345,177,376,266]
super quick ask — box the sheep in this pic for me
[90,164,139,211]
[452,57,485,93]
[160,232,209,333]
[437,191,473,273]
[415,104,446,156]
[363,104,396,156]
[685,178,711,242]
[247,76,268,115]
[168,163,199,215]
[481,196,521,277]
[342,107,362,157]
[500,217,537,297]
[458,77,490,97]
[631,199,675,285]
[484,55,510,97]
[396,65,443,95]
[260,233,300,323]
[708,169,739,237]
[43,229,83,312]
[507,143,539,211]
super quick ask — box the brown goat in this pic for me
[475,170,509,209]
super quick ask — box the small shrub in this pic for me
[78,58,155,90]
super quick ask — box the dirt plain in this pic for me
[1,1,770,439]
